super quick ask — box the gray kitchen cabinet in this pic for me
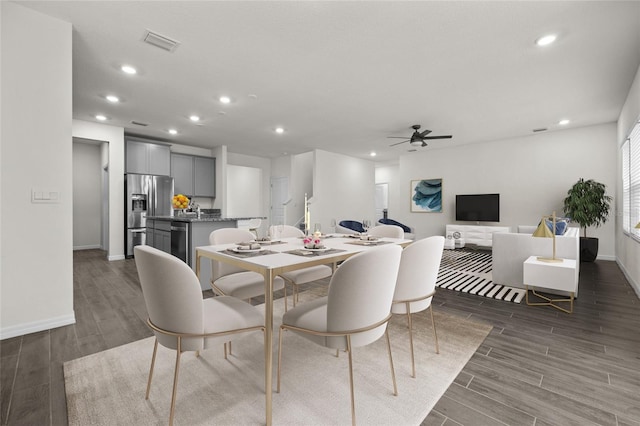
[126,137,171,175]
[146,219,155,248]
[194,156,216,197]
[171,153,194,195]
[152,220,171,254]
[171,153,216,197]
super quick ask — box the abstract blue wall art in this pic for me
[411,179,443,213]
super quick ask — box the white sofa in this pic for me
[492,225,580,296]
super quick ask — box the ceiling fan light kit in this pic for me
[388,124,453,148]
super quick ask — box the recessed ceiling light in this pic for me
[558,119,570,125]
[189,115,200,122]
[275,127,285,134]
[121,65,137,74]
[370,152,377,157]
[106,95,119,103]
[95,115,107,121]
[168,129,178,135]
[535,34,557,46]
[219,96,231,104]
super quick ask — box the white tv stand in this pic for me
[445,224,510,249]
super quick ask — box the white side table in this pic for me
[523,256,578,314]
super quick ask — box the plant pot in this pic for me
[580,237,598,262]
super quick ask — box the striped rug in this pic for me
[437,249,526,303]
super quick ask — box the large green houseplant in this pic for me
[563,178,612,262]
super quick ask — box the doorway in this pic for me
[270,176,289,227]
[72,138,109,251]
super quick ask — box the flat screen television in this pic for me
[455,193,500,222]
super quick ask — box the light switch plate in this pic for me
[32,189,61,203]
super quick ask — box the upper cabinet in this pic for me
[125,136,171,175]
[171,153,216,198]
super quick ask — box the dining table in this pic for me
[195,233,412,425]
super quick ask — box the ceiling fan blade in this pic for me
[423,135,452,140]
[389,140,409,147]
[419,129,432,138]
[387,136,410,139]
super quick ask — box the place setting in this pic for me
[222,242,278,258]
[285,235,345,257]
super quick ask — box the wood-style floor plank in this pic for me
[1,249,639,426]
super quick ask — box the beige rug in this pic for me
[64,295,491,426]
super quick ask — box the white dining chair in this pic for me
[391,236,444,378]
[268,224,333,307]
[246,218,262,237]
[367,224,405,239]
[134,245,264,426]
[209,228,287,309]
[277,244,403,426]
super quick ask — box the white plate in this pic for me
[232,247,264,253]
[303,247,330,252]
[252,240,280,245]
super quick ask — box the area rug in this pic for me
[438,249,526,303]
[64,294,491,426]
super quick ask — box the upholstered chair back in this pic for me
[391,236,444,315]
[209,228,256,280]
[367,224,404,239]
[326,244,402,349]
[268,224,304,238]
[338,220,365,233]
[134,245,205,351]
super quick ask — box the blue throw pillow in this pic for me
[545,219,568,235]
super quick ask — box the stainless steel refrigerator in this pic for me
[125,174,174,258]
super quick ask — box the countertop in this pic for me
[147,215,265,223]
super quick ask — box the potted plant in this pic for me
[563,178,612,262]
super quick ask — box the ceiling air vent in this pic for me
[142,29,180,52]
[130,120,149,127]
[532,128,548,133]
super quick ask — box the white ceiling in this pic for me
[17,1,640,162]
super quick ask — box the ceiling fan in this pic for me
[388,124,452,147]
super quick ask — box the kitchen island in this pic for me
[146,215,265,290]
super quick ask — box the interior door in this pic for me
[375,183,388,221]
[270,176,288,227]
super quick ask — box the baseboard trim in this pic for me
[73,245,102,251]
[617,258,640,299]
[0,312,76,340]
[596,254,616,261]
[108,254,125,261]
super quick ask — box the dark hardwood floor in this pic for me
[1,249,639,425]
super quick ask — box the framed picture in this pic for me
[410,179,442,213]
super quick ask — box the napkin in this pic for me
[236,242,262,250]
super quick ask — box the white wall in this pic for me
[387,123,617,260]
[375,162,401,220]
[617,64,640,296]
[291,152,314,228]
[313,150,376,233]
[226,165,262,217]
[1,3,75,338]
[73,142,102,249]
[72,120,125,261]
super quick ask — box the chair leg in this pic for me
[385,329,398,396]
[405,303,417,378]
[283,282,288,312]
[277,326,284,393]
[145,338,159,399]
[224,343,228,359]
[429,305,440,354]
[169,337,183,426]
[346,336,356,426]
